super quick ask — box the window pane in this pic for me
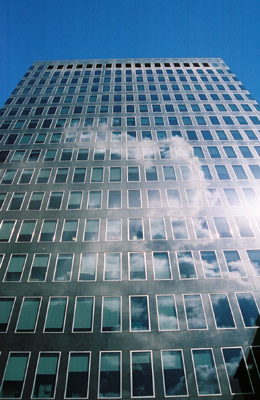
[236,292,260,327]
[0,221,15,242]
[150,218,166,239]
[163,166,176,181]
[65,353,90,398]
[130,296,149,331]
[79,254,97,281]
[39,220,57,242]
[128,190,141,208]
[68,191,82,210]
[108,190,121,208]
[171,218,188,239]
[192,217,210,238]
[177,251,196,279]
[44,297,67,332]
[109,167,121,182]
[73,297,94,332]
[210,294,235,328]
[223,250,246,277]
[157,295,178,330]
[29,254,49,282]
[17,220,36,242]
[8,193,25,210]
[131,352,154,397]
[48,192,63,210]
[104,253,121,281]
[102,297,121,332]
[129,253,146,280]
[147,189,161,208]
[5,254,26,281]
[167,189,181,207]
[32,353,59,398]
[128,167,139,181]
[84,219,99,241]
[200,251,221,278]
[129,218,143,240]
[28,192,44,210]
[0,298,15,332]
[0,353,29,398]
[54,254,73,281]
[106,219,121,240]
[213,216,232,238]
[247,249,260,276]
[184,294,207,329]
[161,350,187,396]
[145,166,158,181]
[192,349,220,395]
[61,220,78,241]
[16,298,40,332]
[99,352,121,398]
[222,348,253,394]
[153,252,171,279]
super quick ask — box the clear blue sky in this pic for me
[1,0,260,107]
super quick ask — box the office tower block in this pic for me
[0,57,260,399]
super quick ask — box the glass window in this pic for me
[130,296,149,331]
[106,219,121,241]
[213,216,232,238]
[171,218,188,239]
[163,166,176,181]
[0,220,15,242]
[180,165,194,180]
[184,294,207,329]
[48,192,63,210]
[177,251,196,279]
[39,220,57,242]
[84,219,100,241]
[131,352,154,397]
[65,353,90,398]
[36,168,51,184]
[110,148,121,160]
[247,250,260,276]
[67,191,82,210]
[1,169,17,184]
[54,254,73,282]
[234,216,254,238]
[4,254,26,281]
[44,297,67,332]
[0,297,15,332]
[99,352,121,398]
[108,190,121,209]
[104,253,121,281]
[129,253,146,280]
[79,254,97,281]
[77,149,89,161]
[192,217,210,238]
[222,347,253,394]
[32,353,59,398]
[55,167,68,184]
[215,165,230,180]
[128,167,139,182]
[200,250,221,278]
[223,250,246,277]
[128,190,141,208]
[210,293,235,328]
[16,297,41,332]
[150,218,166,239]
[145,166,158,181]
[161,350,187,396]
[91,167,103,183]
[192,349,220,395]
[236,292,260,327]
[153,252,171,280]
[129,218,143,241]
[143,147,155,160]
[0,353,29,399]
[28,254,50,282]
[73,297,94,332]
[102,297,121,332]
[157,295,178,330]
[186,189,202,207]
[88,191,102,209]
[8,192,25,210]
[147,189,161,208]
[232,165,248,180]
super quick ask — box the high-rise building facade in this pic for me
[0,58,260,399]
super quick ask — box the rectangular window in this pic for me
[84,219,100,241]
[163,166,176,181]
[150,218,166,239]
[171,218,188,239]
[102,297,121,332]
[213,216,232,238]
[0,353,29,399]
[128,167,139,182]
[108,190,121,209]
[183,294,207,329]
[0,220,16,242]
[99,352,121,398]
[192,349,220,395]
[192,217,210,238]
[210,293,235,328]
[87,191,102,209]
[145,166,158,181]
[147,189,161,208]
[65,353,90,399]
[61,220,78,242]
[167,189,182,207]
[247,249,260,276]
[27,192,44,210]
[8,192,25,210]
[236,292,260,327]
[156,295,178,330]
[106,219,121,241]
[79,253,97,281]
[152,252,171,280]
[130,296,150,331]
[28,254,50,282]
[161,350,187,396]
[1,169,17,184]
[200,250,222,278]
[234,216,254,238]
[16,297,41,332]
[129,253,146,280]
[37,168,51,184]
[177,251,196,279]
[109,167,121,182]
[32,353,59,398]
[4,254,27,282]
[39,220,57,242]
[44,297,67,332]
[128,218,143,241]
[48,192,63,210]
[222,347,253,394]
[73,297,94,332]
[104,253,121,281]
[0,297,15,332]
[55,167,68,184]
[54,254,73,282]
[128,190,141,208]
[67,191,82,210]
[223,250,246,277]
[91,167,104,183]
[131,351,154,397]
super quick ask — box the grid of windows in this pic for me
[0,58,260,399]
